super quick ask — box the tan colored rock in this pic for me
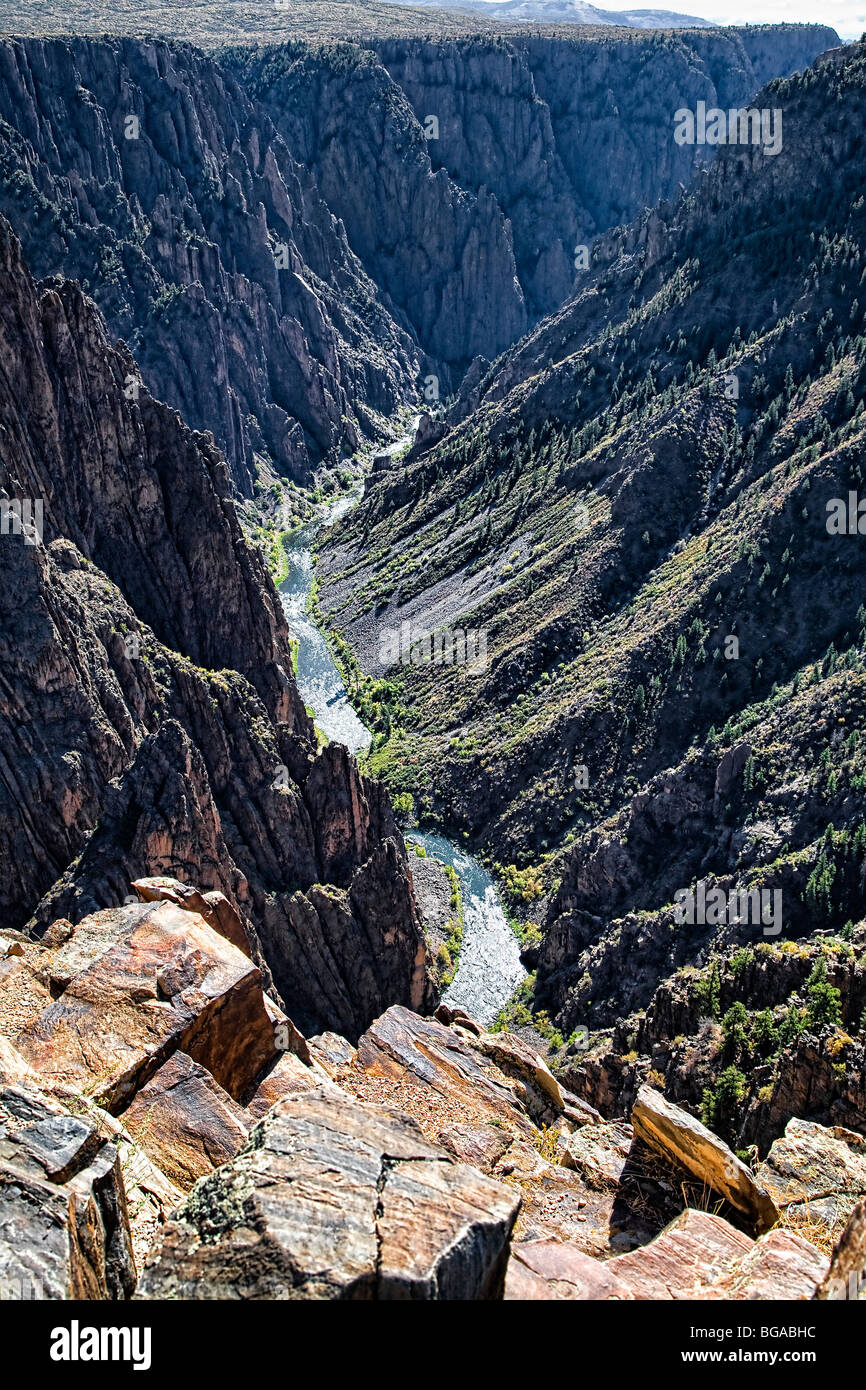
[0,949,53,1043]
[714,1229,828,1300]
[357,1005,533,1134]
[757,1117,866,1231]
[609,1209,754,1299]
[308,1030,357,1074]
[0,1037,38,1089]
[632,1085,779,1232]
[16,901,278,1111]
[41,920,75,948]
[561,1121,635,1186]
[243,1051,332,1120]
[447,1007,484,1037]
[87,1106,186,1275]
[132,876,251,957]
[138,1086,520,1300]
[561,1090,603,1127]
[817,1201,866,1300]
[123,1051,252,1191]
[609,1207,826,1301]
[439,1122,514,1170]
[471,1030,565,1119]
[505,1239,634,1300]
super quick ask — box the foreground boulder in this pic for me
[16,901,278,1111]
[138,1086,520,1299]
[632,1086,779,1233]
[505,1240,634,1301]
[0,1083,136,1299]
[608,1208,827,1300]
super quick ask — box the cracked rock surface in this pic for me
[136,1085,520,1300]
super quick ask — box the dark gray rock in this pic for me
[0,1084,136,1300]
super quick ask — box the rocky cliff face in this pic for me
[229,24,837,368]
[372,27,838,318]
[0,24,834,449]
[0,36,420,494]
[316,41,866,1143]
[228,42,528,388]
[0,215,435,1038]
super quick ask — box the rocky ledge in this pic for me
[1,893,862,1300]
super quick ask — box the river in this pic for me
[277,452,525,1026]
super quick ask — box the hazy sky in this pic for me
[472,1,863,41]
[647,1,862,40]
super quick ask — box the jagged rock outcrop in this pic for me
[14,900,279,1112]
[0,904,853,1300]
[757,1118,866,1232]
[632,1085,779,1232]
[131,878,253,959]
[230,25,836,371]
[0,36,419,492]
[0,214,436,1038]
[607,1208,827,1300]
[122,1052,253,1191]
[227,43,528,386]
[0,1081,136,1300]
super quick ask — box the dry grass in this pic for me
[777,1200,849,1258]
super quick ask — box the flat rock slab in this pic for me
[757,1117,866,1230]
[632,1085,779,1233]
[505,1239,634,1300]
[137,1085,520,1300]
[123,1051,252,1192]
[609,1209,754,1300]
[16,901,277,1111]
[0,1083,135,1300]
[714,1229,828,1300]
[357,1006,533,1134]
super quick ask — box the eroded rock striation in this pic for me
[0,35,420,492]
[0,215,435,1039]
[0,903,852,1300]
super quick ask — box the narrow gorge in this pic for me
[0,2,863,1328]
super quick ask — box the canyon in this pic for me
[0,3,862,1309]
